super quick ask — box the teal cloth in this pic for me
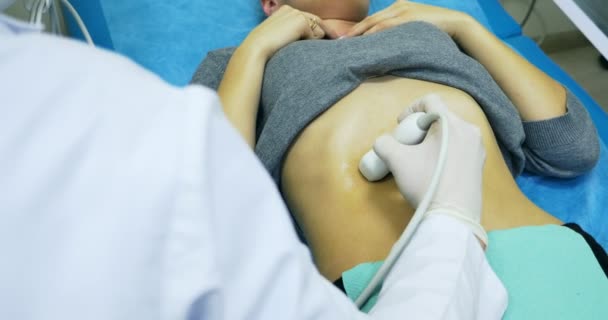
[342,225,608,318]
[343,261,384,313]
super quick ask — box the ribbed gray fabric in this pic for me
[192,22,599,184]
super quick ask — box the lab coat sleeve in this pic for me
[369,214,508,319]
[203,103,368,320]
[200,98,508,319]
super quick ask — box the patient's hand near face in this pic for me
[260,0,369,39]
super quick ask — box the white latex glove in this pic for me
[373,94,488,245]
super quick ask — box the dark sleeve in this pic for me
[522,88,600,178]
[190,47,237,91]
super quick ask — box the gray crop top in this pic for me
[192,22,599,184]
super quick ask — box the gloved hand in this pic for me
[373,94,488,245]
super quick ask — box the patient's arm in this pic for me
[217,45,266,148]
[453,16,566,122]
[345,2,566,122]
[216,6,328,148]
[454,18,599,176]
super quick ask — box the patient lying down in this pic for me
[192,0,605,308]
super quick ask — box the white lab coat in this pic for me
[0,15,507,320]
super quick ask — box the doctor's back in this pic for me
[0,24,228,319]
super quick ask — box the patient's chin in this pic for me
[322,19,356,39]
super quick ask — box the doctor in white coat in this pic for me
[0,2,507,319]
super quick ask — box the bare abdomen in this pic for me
[281,76,560,281]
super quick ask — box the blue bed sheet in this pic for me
[516,147,608,252]
[100,0,265,86]
[479,0,522,39]
[67,0,607,250]
[62,0,113,49]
